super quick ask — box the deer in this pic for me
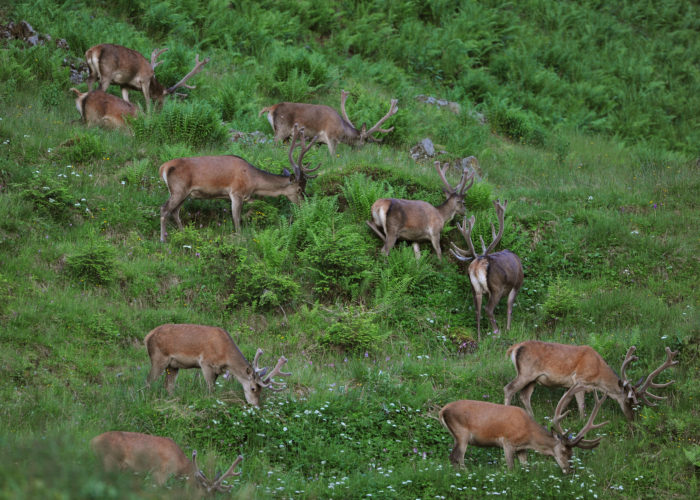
[70,88,137,129]
[144,323,291,407]
[366,159,475,260]
[439,383,609,473]
[259,90,398,156]
[504,340,678,420]
[159,124,319,242]
[91,431,243,493]
[450,199,523,339]
[84,44,209,112]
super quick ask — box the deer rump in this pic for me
[372,198,446,242]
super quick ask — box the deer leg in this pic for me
[98,78,111,92]
[412,242,422,260]
[366,220,386,241]
[516,450,528,465]
[503,443,516,470]
[327,140,336,157]
[164,367,179,394]
[160,194,187,242]
[141,82,151,113]
[382,233,398,256]
[503,377,534,408]
[506,287,518,331]
[448,434,468,467]
[575,389,587,418]
[146,355,169,387]
[485,290,504,335]
[430,234,442,260]
[200,365,217,392]
[121,87,130,103]
[229,194,243,233]
[473,291,483,340]
[519,382,537,417]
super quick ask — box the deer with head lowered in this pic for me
[70,88,137,129]
[145,323,291,407]
[450,199,523,339]
[85,44,209,112]
[504,340,678,420]
[439,383,609,473]
[367,159,475,260]
[159,124,318,241]
[259,90,398,156]
[91,431,243,493]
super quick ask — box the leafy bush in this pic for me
[257,44,334,100]
[59,134,107,165]
[117,159,153,188]
[464,181,493,212]
[19,177,75,222]
[542,276,579,322]
[340,173,405,222]
[131,100,227,148]
[487,99,546,146]
[319,306,388,351]
[65,239,118,285]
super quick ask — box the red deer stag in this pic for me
[259,90,398,156]
[367,159,475,260]
[504,340,678,420]
[91,431,243,492]
[439,383,609,473]
[70,88,137,129]
[145,323,291,407]
[85,44,209,112]
[159,124,318,242]
[450,199,523,339]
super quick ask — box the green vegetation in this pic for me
[1,0,698,498]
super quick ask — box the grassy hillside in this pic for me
[1,0,698,498]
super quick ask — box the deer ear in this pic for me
[282,167,291,177]
[246,367,252,375]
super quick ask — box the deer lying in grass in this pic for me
[504,340,678,420]
[145,323,291,407]
[450,199,523,339]
[85,44,209,112]
[439,384,609,473]
[259,90,398,156]
[159,124,318,241]
[91,431,243,492]
[367,159,475,260]
[70,88,137,129]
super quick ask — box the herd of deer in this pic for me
[73,44,679,492]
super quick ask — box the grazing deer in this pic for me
[91,431,243,492]
[85,44,209,112]
[159,124,318,242]
[259,90,398,156]
[70,88,137,129]
[144,323,291,407]
[504,340,678,420]
[450,199,523,339]
[439,384,609,473]
[366,159,475,260]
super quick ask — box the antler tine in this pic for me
[340,90,356,129]
[633,347,678,405]
[619,346,638,387]
[211,455,244,491]
[434,161,457,193]
[192,450,209,482]
[457,167,475,195]
[552,384,591,436]
[165,54,211,94]
[362,98,399,138]
[455,215,479,259]
[261,356,291,388]
[252,348,266,376]
[569,390,609,449]
[482,199,507,255]
[151,48,168,69]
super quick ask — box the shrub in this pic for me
[340,173,404,223]
[542,276,579,322]
[117,159,153,188]
[319,306,388,351]
[65,239,118,285]
[19,177,75,222]
[487,99,546,146]
[257,44,334,100]
[59,134,107,165]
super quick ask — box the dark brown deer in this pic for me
[504,341,678,420]
[85,44,209,112]
[145,323,291,407]
[259,90,398,156]
[70,88,137,129]
[159,124,318,241]
[91,431,243,492]
[367,159,475,260]
[450,199,523,339]
[439,384,609,473]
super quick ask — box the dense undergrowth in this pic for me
[1,0,699,498]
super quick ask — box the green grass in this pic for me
[1,0,699,498]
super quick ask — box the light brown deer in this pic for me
[450,199,523,339]
[85,44,209,112]
[367,159,475,260]
[70,89,137,129]
[145,323,291,407]
[504,341,678,420]
[439,384,609,473]
[159,124,318,241]
[91,431,243,492]
[259,90,398,156]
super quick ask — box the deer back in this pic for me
[72,89,138,129]
[86,44,154,90]
[267,102,356,142]
[159,156,300,201]
[145,324,251,379]
[372,198,444,241]
[440,400,554,449]
[508,341,620,392]
[91,431,194,482]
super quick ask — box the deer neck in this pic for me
[435,195,462,224]
[149,76,166,99]
[250,170,296,197]
[223,341,254,382]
